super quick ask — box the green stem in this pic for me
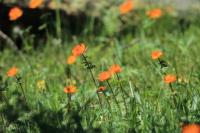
[82,55,103,109]
[107,80,122,115]
[96,93,103,109]
[116,74,128,115]
[16,77,27,105]
[169,83,177,106]
[67,94,72,112]
[82,55,98,86]
[102,91,112,113]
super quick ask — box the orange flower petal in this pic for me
[109,64,122,75]
[98,71,111,82]
[72,43,86,56]
[67,55,77,65]
[182,124,200,133]
[119,0,134,15]
[64,85,77,94]
[151,50,163,60]
[164,74,176,84]
[97,86,106,92]
[146,8,162,19]
[9,7,23,21]
[7,66,19,77]
[29,0,44,9]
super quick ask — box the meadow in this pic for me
[0,0,200,132]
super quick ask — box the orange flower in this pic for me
[67,55,77,65]
[7,66,19,77]
[97,86,106,92]
[72,43,86,56]
[64,85,77,94]
[109,64,122,75]
[98,71,111,82]
[182,124,200,133]
[164,74,176,84]
[119,0,134,15]
[9,7,23,21]
[146,8,162,19]
[29,0,44,9]
[151,50,163,60]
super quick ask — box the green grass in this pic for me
[0,7,200,133]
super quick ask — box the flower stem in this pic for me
[102,91,112,113]
[116,74,128,115]
[107,80,122,115]
[169,83,177,106]
[82,55,103,109]
[16,77,27,105]
[67,94,72,112]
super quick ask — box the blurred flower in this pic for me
[72,43,86,56]
[151,50,163,60]
[29,0,44,9]
[109,64,122,75]
[64,85,77,94]
[97,86,106,92]
[65,78,76,85]
[98,71,111,82]
[146,8,162,19]
[164,74,176,84]
[37,80,46,91]
[182,124,200,133]
[119,0,134,15]
[9,7,23,21]
[7,66,19,77]
[178,77,188,84]
[67,55,77,65]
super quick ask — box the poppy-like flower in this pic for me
[7,66,19,77]
[98,71,111,82]
[182,124,200,133]
[9,7,23,21]
[146,8,162,19]
[151,50,163,60]
[64,85,77,94]
[37,80,46,91]
[97,86,106,92]
[119,0,134,15]
[164,74,176,84]
[72,43,86,56]
[109,64,122,75]
[29,0,44,9]
[67,55,77,65]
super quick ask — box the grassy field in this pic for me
[0,1,200,133]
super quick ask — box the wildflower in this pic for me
[72,43,86,56]
[65,78,76,85]
[67,55,77,65]
[9,7,23,21]
[182,124,200,133]
[37,80,46,91]
[7,67,19,77]
[119,0,134,15]
[151,50,163,60]
[164,74,176,84]
[109,64,122,75]
[146,8,162,19]
[64,85,77,94]
[178,77,188,84]
[29,0,44,9]
[98,71,111,82]
[97,86,106,92]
